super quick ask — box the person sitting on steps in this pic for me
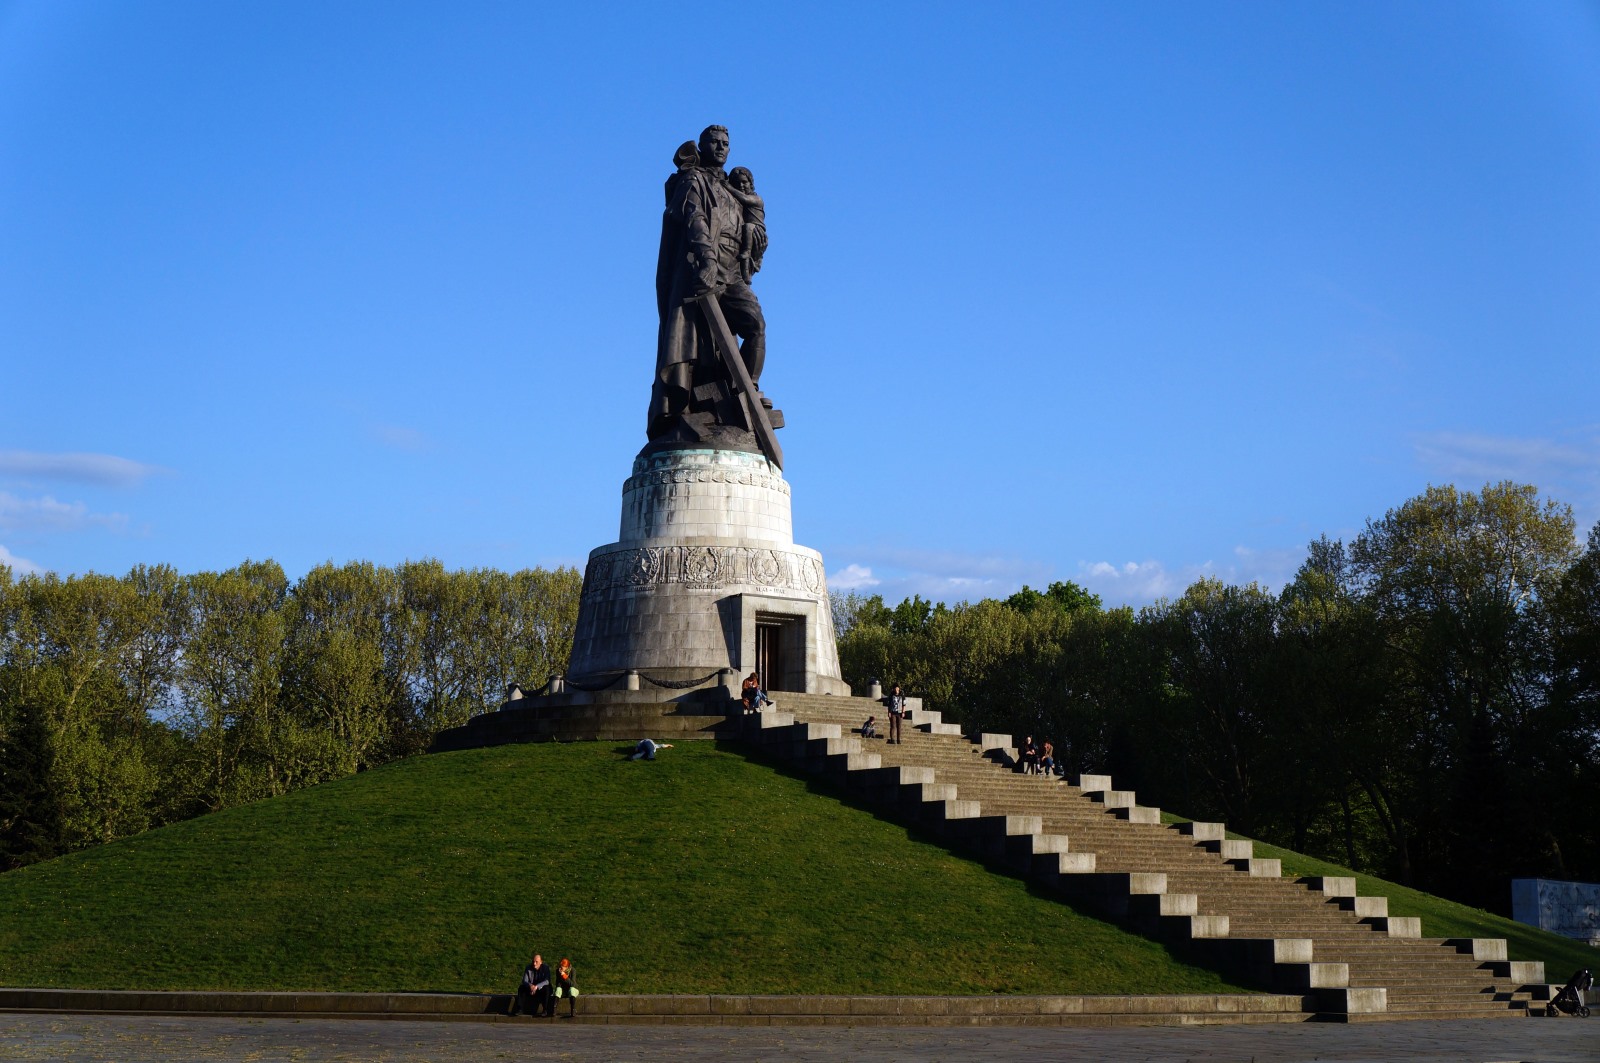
[1039,739,1056,779]
[1019,735,1039,775]
[741,671,774,712]
[861,715,879,739]
[512,953,553,1017]
[554,957,578,1018]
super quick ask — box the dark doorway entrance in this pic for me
[756,621,787,692]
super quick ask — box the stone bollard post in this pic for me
[550,674,565,695]
[868,679,883,700]
[625,669,641,691]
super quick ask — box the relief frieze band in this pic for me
[622,464,791,497]
[581,544,824,598]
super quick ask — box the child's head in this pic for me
[729,166,755,193]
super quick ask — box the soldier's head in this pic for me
[729,166,754,194]
[698,125,730,168]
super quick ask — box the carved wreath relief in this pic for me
[582,545,825,598]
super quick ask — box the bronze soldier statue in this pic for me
[649,125,779,459]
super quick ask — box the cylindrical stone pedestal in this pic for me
[567,447,848,694]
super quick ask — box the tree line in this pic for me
[834,482,1600,915]
[4,481,1596,917]
[0,560,580,871]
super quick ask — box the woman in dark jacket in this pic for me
[554,957,578,1017]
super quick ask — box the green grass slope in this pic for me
[0,743,1248,996]
[1254,840,1597,981]
[1149,811,1594,980]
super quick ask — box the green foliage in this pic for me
[0,700,63,870]
[1005,580,1102,616]
[837,483,1600,914]
[0,743,1247,996]
[0,559,581,871]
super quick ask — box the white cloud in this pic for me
[1413,431,1597,483]
[833,544,1308,611]
[826,546,1053,606]
[0,543,41,574]
[1076,559,1188,604]
[0,450,162,487]
[1414,429,1600,536]
[1076,548,1299,608]
[0,492,128,533]
[828,563,880,590]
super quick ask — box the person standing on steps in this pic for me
[886,683,906,744]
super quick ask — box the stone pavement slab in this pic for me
[0,1013,1597,1062]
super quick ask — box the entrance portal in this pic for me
[756,621,787,692]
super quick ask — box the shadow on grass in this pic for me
[711,739,1267,994]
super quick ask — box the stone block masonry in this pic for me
[566,447,848,694]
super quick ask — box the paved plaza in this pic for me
[1,1014,1596,1063]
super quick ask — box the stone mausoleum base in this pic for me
[432,444,855,752]
[564,445,850,695]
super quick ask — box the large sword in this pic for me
[695,291,784,470]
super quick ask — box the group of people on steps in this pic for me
[1017,735,1058,777]
[860,683,908,743]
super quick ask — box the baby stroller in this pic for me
[1547,968,1591,1017]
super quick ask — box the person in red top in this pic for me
[741,671,773,712]
[554,957,578,1017]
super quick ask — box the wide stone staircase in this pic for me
[737,692,1553,1022]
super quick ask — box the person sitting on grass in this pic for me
[554,957,578,1017]
[861,715,879,739]
[629,738,674,761]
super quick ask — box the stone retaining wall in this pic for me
[0,988,1311,1027]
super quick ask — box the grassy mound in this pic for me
[0,743,1248,996]
[1255,840,1596,979]
[1146,811,1594,978]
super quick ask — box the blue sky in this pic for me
[3,1,1598,608]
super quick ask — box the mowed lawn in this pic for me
[1254,840,1598,981]
[0,742,1250,995]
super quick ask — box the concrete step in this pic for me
[0,988,1319,1027]
[743,698,1538,1021]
